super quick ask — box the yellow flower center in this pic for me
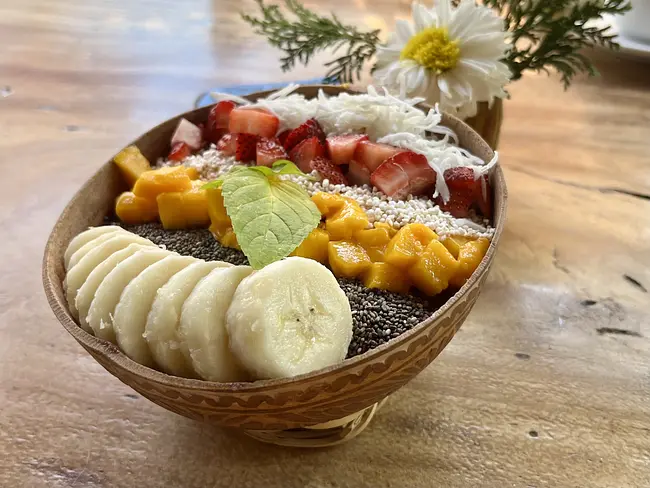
[400,27,460,74]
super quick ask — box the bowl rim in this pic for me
[43,84,508,393]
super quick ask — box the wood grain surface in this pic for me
[1,1,649,487]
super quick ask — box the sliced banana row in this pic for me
[64,227,353,381]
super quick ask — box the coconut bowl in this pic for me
[43,85,507,446]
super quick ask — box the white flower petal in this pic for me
[434,0,453,27]
[412,2,435,31]
[375,46,402,67]
[395,20,415,45]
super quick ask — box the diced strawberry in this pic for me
[283,119,326,151]
[205,101,236,144]
[308,157,348,185]
[168,141,192,162]
[435,193,473,218]
[326,134,369,165]
[256,137,288,167]
[370,151,436,199]
[353,141,404,173]
[228,107,279,138]
[217,133,258,162]
[440,167,492,218]
[277,129,291,147]
[347,160,371,186]
[288,136,326,173]
[171,118,203,150]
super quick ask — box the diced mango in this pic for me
[157,188,210,230]
[355,226,392,262]
[363,262,410,294]
[408,240,459,296]
[291,228,330,263]
[328,241,372,278]
[374,222,398,238]
[114,145,151,188]
[115,191,158,225]
[384,223,438,269]
[206,187,232,228]
[326,200,369,240]
[312,192,346,218]
[133,166,193,200]
[219,228,240,250]
[450,237,490,287]
[442,235,471,259]
[184,166,200,180]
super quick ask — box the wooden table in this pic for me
[2,1,649,486]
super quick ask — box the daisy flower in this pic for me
[373,0,511,118]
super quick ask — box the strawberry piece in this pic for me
[370,151,436,199]
[347,160,371,186]
[256,137,288,167]
[217,133,258,162]
[435,193,473,218]
[308,157,348,185]
[277,129,291,147]
[326,134,369,165]
[353,140,404,173]
[168,141,192,162]
[283,119,326,151]
[228,107,279,138]
[289,136,326,173]
[205,101,236,144]
[440,167,492,218]
[171,118,203,150]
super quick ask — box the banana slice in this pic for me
[178,266,253,382]
[86,248,171,343]
[64,234,156,319]
[64,225,124,270]
[113,255,196,367]
[226,257,353,380]
[75,243,152,333]
[144,260,233,377]
[67,228,130,270]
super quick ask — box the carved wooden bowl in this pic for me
[43,85,507,445]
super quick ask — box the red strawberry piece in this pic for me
[308,157,348,185]
[168,141,192,162]
[256,137,288,167]
[347,160,371,186]
[435,193,473,218]
[326,134,369,165]
[288,136,326,173]
[370,151,436,199]
[217,133,258,162]
[353,140,404,173]
[277,129,291,146]
[283,119,326,151]
[442,167,492,218]
[228,107,279,138]
[205,101,236,144]
[171,118,203,150]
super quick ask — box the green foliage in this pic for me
[483,0,631,87]
[241,0,380,83]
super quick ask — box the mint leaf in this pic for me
[202,179,224,190]
[220,167,321,269]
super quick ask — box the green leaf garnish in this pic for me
[218,164,321,269]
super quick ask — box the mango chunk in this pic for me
[114,145,151,188]
[442,235,471,259]
[355,226,392,262]
[133,166,193,201]
[312,192,346,218]
[328,241,372,278]
[115,191,158,225]
[311,192,370,240]
[408,240,459,296]
[219,228,240,250]
[384,223,438,269]
[450,237,490,287]
[374,222,398,238]
[157,188,210,230]
[206,187,231,228]
[363,262,410,294]
[291,228,330,263]
[184,166,200,180]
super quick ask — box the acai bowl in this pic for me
[43,85,507,446]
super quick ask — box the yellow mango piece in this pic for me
[408,240,459,296]
[157,188,210,230]
[133,166,193,201]
[363,262,410,294]
[220,228,240,250]
[450,237,490,288]
[442,235,472,259]
[206,187,232,228]
[374,222,398,238]
[184,166,200,180]
[156,192,186,230]
[355,226,392,262]
[182,188,210,227]
[325,199,369,241]
[384,223,438,269]
[328,241,371,279]
[114,145,151,188]
[115,191,158,225]
[312,192,346,218]
[291,228,330,263]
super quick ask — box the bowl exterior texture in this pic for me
[43,85,507,430]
